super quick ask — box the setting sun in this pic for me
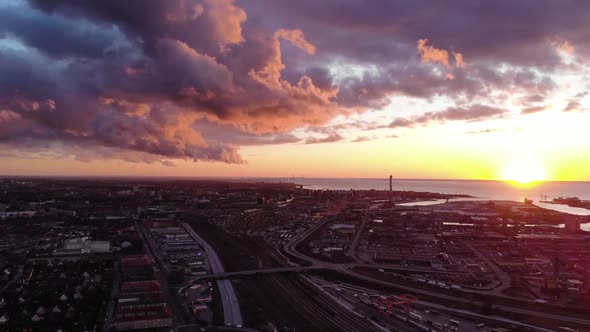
[501,158,548,184]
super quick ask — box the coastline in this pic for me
[541,200,590,211]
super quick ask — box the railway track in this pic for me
[326,287,422,332]
[265,273,380,332]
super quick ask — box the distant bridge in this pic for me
[190,266,326,280]
[187,263,471,281]
[180,266,329,294]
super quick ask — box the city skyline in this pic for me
[1,1,590,181]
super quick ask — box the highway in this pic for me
[182,222,243,328]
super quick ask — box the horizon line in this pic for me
[0,175,588,183]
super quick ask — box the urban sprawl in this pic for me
[0,178,589,332]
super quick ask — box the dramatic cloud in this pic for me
[0,0,339,163]
[0,0,589,166]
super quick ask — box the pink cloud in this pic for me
[275,29,317,55]
[417,39,449,66]
[454,52,465,67]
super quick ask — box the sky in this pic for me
[0,0,589,181]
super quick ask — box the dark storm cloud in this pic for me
[26,0,341,129]
[0,0,587,164]
[0,4,126,59]
[1,0,338,163]
[29,0,251,55]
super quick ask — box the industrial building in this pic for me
[53,237,111,255]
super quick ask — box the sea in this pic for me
[246,178,590,216]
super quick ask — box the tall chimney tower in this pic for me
[389,175,393,192]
